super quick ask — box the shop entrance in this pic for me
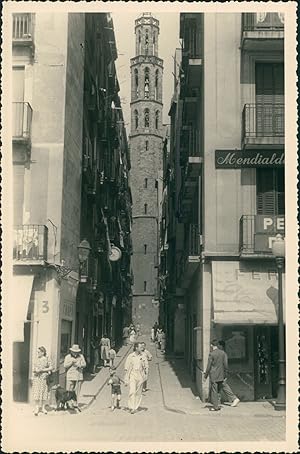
[254,326,279,400]
[13,322,30,402]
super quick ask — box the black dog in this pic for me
[54,385,81,412]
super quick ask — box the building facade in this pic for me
[160,12,285,402]
[130,13,163,332]
[12,12,132,402]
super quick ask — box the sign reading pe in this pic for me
[254,215,285,252]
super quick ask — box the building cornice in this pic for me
[130,99,163,107]
[130,55,164,68]
[129,132,164,140]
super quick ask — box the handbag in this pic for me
[46,371,54,387]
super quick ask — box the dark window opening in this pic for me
[155,110,159,129]
[144,178,148,188]
[144,244,147,254]
[256,168,285,215]
[145,140,149,150]
[134,110,138,129]
[144,108,150,128]
[144,203,148,214]
[144,281,147,292]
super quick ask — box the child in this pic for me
[107,367,124,411]
[108,344,117,368]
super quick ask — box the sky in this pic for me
[112,12,180,132]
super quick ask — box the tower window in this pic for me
[144,108,150,128]
[155,110,159,129]
[155,70,159,100]
[144,178,148,188]
[134,110,139,129]
[144,203,148,214]
[138,30,141,54]
[134,68,139,98]
[144,281,147,292]
[145,140,149,150]
[144,244,147,254]
[145,29,149,53]
[144,67,150,99]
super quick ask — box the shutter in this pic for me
[256,169,276,215]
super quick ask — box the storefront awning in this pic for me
[212,261,285,325]
[12,275,34,342]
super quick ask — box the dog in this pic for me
[54,385,81,412]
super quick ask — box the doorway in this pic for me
[254,326,279,399]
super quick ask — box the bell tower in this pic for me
[130,13,163,332]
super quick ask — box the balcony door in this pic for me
[255,63,284,136]
[256,168,285,215]
[13,67,25,137]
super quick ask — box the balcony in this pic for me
[180,127,202,176]
[239,214,285,259]
[242,104,284,150]
[12,13,34,52]
[241,13,284,51]
[13,225,48,264]
[178,224,201,289]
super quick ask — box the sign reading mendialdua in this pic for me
[215,150,284,168]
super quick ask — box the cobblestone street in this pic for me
[7,338,286,451]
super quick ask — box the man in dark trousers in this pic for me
[204,339,240,411]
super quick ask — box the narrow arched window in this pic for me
[134,110,138,129]
[138,30,141,54]
[155,70,159,100]
[145,29,149,53]
[144,67,150,99]
[155,110,159,129]
[134,68,139,97]
[144,108,150,128]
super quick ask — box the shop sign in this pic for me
[254,215,285,253]
[215,150,284,168]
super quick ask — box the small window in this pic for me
[144,244,147,254]
[134,68,139,97]
[144,108,150,128]
[155,110,159,129]
[144,281,147,292]
[155,70,159,100]
[145,140,149,150]
[144,203,148,214]
[144,178,148,188]
[144,67,150,99]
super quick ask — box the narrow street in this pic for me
[9,337,285,451]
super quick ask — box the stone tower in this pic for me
[130,13,163,332]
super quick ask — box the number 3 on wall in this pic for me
[42,301,49,314]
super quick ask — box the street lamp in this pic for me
[78,239,91,283]
[271,233,285,411]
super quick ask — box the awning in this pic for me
[12,275,34,342]
[212,261,285,325]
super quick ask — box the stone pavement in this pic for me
[4,335,289,451]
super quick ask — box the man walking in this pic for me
[217,340,240,407]
[140,342,152,392]
[204,339,239,411]
[124,342,148,414]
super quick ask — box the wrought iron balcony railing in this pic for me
[12,13,33,41]
[13,225,48,261]
[180,127,201,160]
[187,223,201,256]
[242,103,284,141]
[242,12,284,32]
[239,215,285,256]
[12,102,33,140]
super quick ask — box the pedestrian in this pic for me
[32,346,53,416]
[156,326,163,349]
[204,339,239,411]
[107,367,125,411]
[160,329,166,353]
[124,342,148,414]
[100,334,111,367]
[109,343,117,368]
[140,342,152,392]
[123,325,130,345]
[90,336,100,375]
[129,327,136,344]
[136,323,141,337]
[153,322,158,341]
[217,340,240,407]
[64,344,86,403]
[150,326,155,343]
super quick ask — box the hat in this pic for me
[70,344,81,353]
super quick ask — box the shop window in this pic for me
[134,109,139,129]
[256,168,285,215]
[144,67,150,99]
[144,108,150,128]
